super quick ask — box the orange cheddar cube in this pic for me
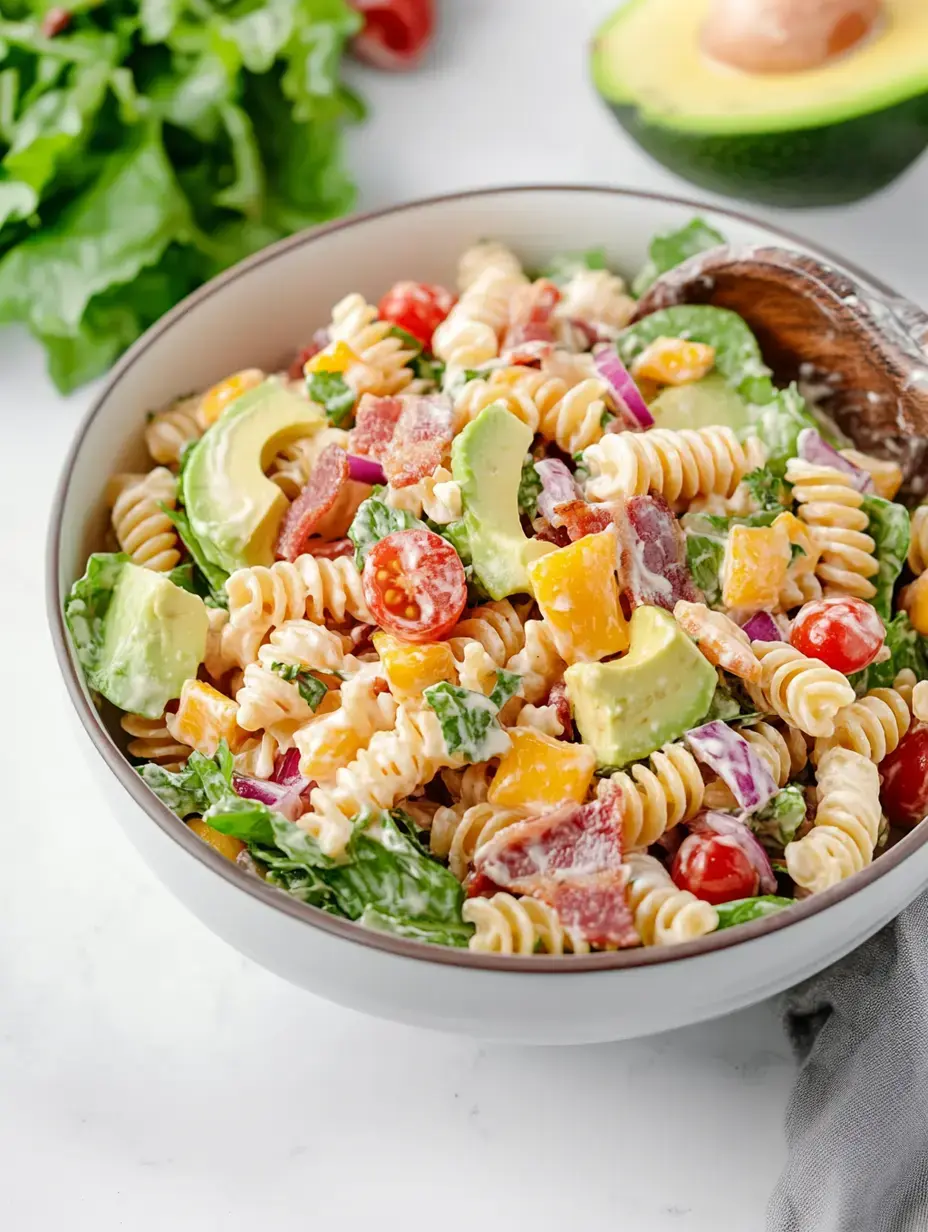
[188,819,245,863]
[374,632,457,699]
[903,573,928,636]
[167,679,246,756]
[488,728,596,811]
[722,523,791,612]
[773,511,821,577]
[198,368,264,427]
[304,340,360,375]
[631,336,716,386]
[527,529,629,664]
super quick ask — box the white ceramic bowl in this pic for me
[48,187,928,1044]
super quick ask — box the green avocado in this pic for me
[592,0,928,206]
[183,381,323,574]
[564,605,716,768]
[650,374,752,433]
[451,403,551,600]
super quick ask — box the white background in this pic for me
[4,2,927,1228]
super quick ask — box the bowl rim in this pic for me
[47,183,928,974]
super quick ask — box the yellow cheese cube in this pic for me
[198,368,264,427]
[373,632,458,699]
[527,529,629,664]
[488,728,595,811]
[167,679,246,756]
[188,819,245,863]
[722,523,791,611]
[903,573,928,636]
[631,337,716,386]
[304,341,360,375]
[773,511,820,577]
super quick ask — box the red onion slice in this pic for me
[593,345,654,429]
[272,748,302,785]
[685,721,778,813]
[741,611,781,642]
[348,454,386,485]
[690,810,777,894]
[797,429,873,492]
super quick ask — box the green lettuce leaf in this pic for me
[348,496,424,568]
[424,678,514,762]
[750,785,807,850]
[684,531,724,607]
[744,383,819,474]
[715,896,794,929]
[138,741,234,819]
[161,501,230,608]
[306,370,355,427]
[632,217,726,297]
[862,494,910,621]
[359,907,474,947]
[269,660,328,709]
[517,455,542,519]
[63,551,130,683]
[540,247,606,286]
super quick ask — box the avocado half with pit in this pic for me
[592,0,928,206]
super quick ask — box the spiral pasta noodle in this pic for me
[234,731,278,780]
[457,240,524,292]
[624,854,719,945]
[144,395,202,467]
[703,720,809,810]
[328,293,417,397]
[464,892,589,955]
[430,801,529,880]
[785,457,879,600]
[909,506,928,576]
[449,600,526,667]
[121,712,189,771]
[108,468,181,573]
[453,371,543,435]
[384,467,462,524]
[786,747,882,892]
[745,641,856,739]
[515,702,566,738]
[555,268,635,337]
[583,426,766,506]
[293,668,398,782]
[434,245,527,370]
[505,619,564,705]
[226,554,371,637]
[301,704,456,855]
[440,762,496,809]
[813,688,911,766]
[605,742,706,850]
[266,427,349,501]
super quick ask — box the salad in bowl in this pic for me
[62,212,928,964]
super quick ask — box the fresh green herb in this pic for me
[411,351,445,386]
[540,247,607,286]
[347,497,424,568]
[161,502,230,609]
[64,552,130,683]
[789,543,806,565]
[306,371,356,428]
[489,669,523,710]
[359,907,474,947]
[750,785,807,850]
[743,465,790,512]
[389,325,422,352]
[270,661,328,710]
[862,494,910,621]
[138,742,235,820]
[715,896,794,929]
[518,455,542,519]
[852,612,928,694]
[632,218,726,297]
[685,532,725,607]
[423,678,515,762]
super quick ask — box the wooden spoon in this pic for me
[632,245,928,493]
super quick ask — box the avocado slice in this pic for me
[183,382,323,574]
[451,403,551,600]
[565,605,716,768]
[592,0,928,206]
[650,374,752,433]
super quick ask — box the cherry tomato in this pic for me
[671,833,760,905]
[363,528,467,643]
[790,595,885,675]
[351,0,434,70]
[880,726,928,828]
[378,281,455,347]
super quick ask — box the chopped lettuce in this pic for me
[540,247,607,286]
[161,502,229,608]
[684,531,725,607]
[715,896,794,929]
[852,612,928,694]
[518,455,543,519]
[750,785,807,851]
[138,742,235,820]
[742,465,791,512]
[306,371,356,428]
[744,383,819,475]
[489,669,522,710]
[64,552,130,683]
[705,676,761,726]
[862,494,910,621]
[424,674,518,762]
[359,907,474,947]
[269,661,328,710]
[348,497,424,568]
[632,218,726,296]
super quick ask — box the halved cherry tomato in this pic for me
[350,0,434,70]
[790,595,885,675]
[363,528,466,642]
[378,280,455,347]
[671,833,760,905]
[880,726,928,828]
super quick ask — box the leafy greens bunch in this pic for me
[0,0,363,390]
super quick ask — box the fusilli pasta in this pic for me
[145,395,202,467]
[464,892,589,955]
[786,747,882,892]
[812,688,911,766]
[226,554,371,636]
[121,712,189,771]
[430,801,528,880]
[625,853,719,945]
[605,742,706,850]
[505,619,565,705]
[786,457,879,600]
[746,641,856,739]
[328,293,417,396]
[108,468,181,572]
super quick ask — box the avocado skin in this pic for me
[610,92,928,207]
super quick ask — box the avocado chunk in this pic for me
[451,403,551,600]
[650,374,752,433]
[564,605,716,768]
[65,554,209,719]
[183,381,323,574]
[592,0,928,206]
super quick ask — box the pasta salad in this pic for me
[65,219,928,957]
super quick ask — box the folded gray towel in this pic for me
[767,894,928,1232]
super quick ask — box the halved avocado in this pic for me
[592,0,928,206]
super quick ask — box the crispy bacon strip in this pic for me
[275,444,350,562]
[381,394,454,488]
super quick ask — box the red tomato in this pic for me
[363,529,466,642]
[378,281,455,347]
[671,833,760,905]
[790,596,885,675]
[880,727,928,828]
[351,0,434,69]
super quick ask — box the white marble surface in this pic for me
[4,1,928,1228]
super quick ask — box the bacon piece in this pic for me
[502,279,561,364]
[381,394,454,488]
[348,393,403,460]
[275,444,350,562]
[348,622,377,653]
[288,329,331,380]
[465,871,507,900]
[302,537,354,560]
[547,871,639,949]
[614,494,701,611]
[534,523,572,548]
[553,498,615,542]
[546,680,573,739]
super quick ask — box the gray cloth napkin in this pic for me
[767,893,928,1232]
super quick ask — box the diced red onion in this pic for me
[272,748,302,785]
[690,810,777,895]
[535,459,579,524]
[685,721,778,813]
[797,429,873,492]
[741,611,781,642]
[593,345,654,429]
[233,773,302,821]
[348,454,386,485]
